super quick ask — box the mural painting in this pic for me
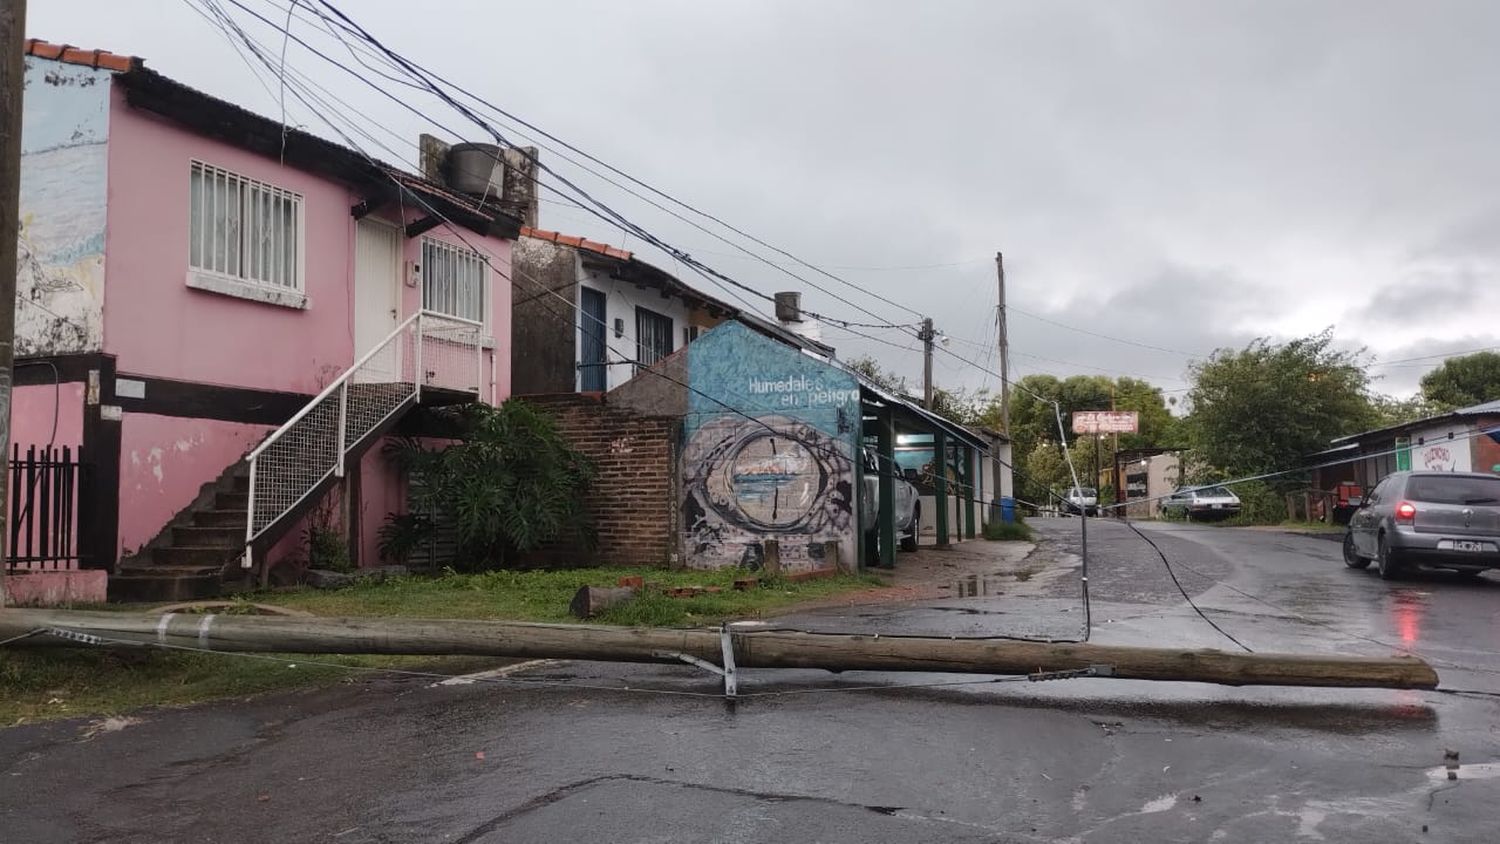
[681,322,860,572]
[1473,420,1500,476]
[17,57,111,356]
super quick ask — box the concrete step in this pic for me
[172,525,242,548]
[115,563,223,577]
[193,509,247,527]
[154,546,238,567]
[108,571,222,603]
[216,492,249,510]
[230,474,250,492]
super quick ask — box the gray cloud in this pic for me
[28,0,1500,401]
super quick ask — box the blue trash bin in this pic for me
[1000,496,1016,524]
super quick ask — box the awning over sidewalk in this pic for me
[855,379,993,567]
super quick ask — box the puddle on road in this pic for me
[949,573,1023,597]
[1426,761,1500,783]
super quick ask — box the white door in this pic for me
[354,219,401,382]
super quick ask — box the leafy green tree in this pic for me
[380,400,596,569]
[987,374,1177,504]
[1419,351,1500,410]
[1368,393,1443,428]
[844,355,908,396]
[843,355,989,425]
[1185,331,1373,479]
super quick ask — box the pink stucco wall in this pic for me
[6,382,87,571]
[10,382,85,452]
[119,413,268,557]
[100,87,513,569]
[104,89,354,394]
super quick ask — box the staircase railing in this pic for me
[243,310,483,568]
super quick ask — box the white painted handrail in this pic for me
[243,310,482,569]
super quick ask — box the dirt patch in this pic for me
[764,540,1045,616]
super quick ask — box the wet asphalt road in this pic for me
[5,521,1500,843]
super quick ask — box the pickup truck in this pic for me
[860,447,921,559]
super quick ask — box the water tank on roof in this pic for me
[444,143,505,199]
[774,291,802,322]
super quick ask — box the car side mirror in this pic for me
[903,468,919,482]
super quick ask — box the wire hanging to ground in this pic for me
[1119,518,1255,653]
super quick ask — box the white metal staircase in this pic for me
[242,310,484,570]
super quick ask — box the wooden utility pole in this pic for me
[0,609,1441,690]
[919,316,935,410]
[0,0,28,607]
[995,252,1009,436]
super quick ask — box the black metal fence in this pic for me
[6,444,86,571]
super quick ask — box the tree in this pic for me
[1419,351,1500,410]
[843,355,989,425]
[844,355,907,396]
[1368,393,1442,428]
[1185,332,1373,480]
[985,373,1177,504]
[379,400,596,569]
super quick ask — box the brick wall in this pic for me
[522,393,680,568]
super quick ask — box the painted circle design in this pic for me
[726,433,824,529]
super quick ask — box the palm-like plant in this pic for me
[380,400,596,568]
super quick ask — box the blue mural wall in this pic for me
[18,57,112,355]
[681,321,860,571]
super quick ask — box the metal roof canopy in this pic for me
[1328,398,1500,447]
[856,383,989,452]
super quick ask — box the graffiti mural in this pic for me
[680,322,860,572]
[17,57,111,355]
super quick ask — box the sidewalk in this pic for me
[750,537,1087,639]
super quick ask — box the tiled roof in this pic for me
[521,226,632,261]
[24,39,138,73]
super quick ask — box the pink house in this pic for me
[9,41,520,602]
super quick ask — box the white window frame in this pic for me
[185,160,307,309]
[420,237,490,334]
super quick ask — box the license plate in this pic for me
[1210,504,1221,509]
[1441,540,1489,553]
[1347,497,1362,506]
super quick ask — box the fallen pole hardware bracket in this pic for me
[1028,664,1114,682]
[654,651,725,677]
[47,627,108,647]
[719,625,739,699]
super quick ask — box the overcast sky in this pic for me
[29,0,1500,401]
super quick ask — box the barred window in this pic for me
[421,238,487,326]
[635,306,674,369]
[189,161,303,291]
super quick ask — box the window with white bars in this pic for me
[189,161,303,293]
[421,238,488,326]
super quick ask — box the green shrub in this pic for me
[380,400,596,570]
[1223,479,1287,525]
[984,518,1033,541]
[303,496,353,573]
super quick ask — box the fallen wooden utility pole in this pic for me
[0,609,1438,689]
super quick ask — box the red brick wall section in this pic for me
[522,394,680,568]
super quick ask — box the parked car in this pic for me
[1161,486,1242,521]
[1343,471,1500,580]
[860,448,921,562]
[1062,486,1099,516]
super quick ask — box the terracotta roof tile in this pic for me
[25,39,138,73]
[521,226,632,260]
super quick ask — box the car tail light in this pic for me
[1395,501,1417,525]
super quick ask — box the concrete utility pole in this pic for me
[919,316,935,410]
[995,252,1010,436]
[0,0,27,607]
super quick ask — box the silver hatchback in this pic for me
[1344,471,1500,579]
